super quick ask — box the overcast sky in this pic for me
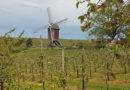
[0,0,93,39]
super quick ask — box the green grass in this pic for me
[17,81,130,90]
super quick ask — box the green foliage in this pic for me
[1,30,130,90]
[77,0,130,41]
[57,74,66,88]
[0,29,25,89]
[78,15,85,23]
[88,3,96,12]
[76,0,86,8]
[76,1,80,8]
[3,28,15,37]
[13,47,130,90]
[26,38,33,48]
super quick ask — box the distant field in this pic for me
[32,38,97,47]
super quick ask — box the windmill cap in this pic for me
[51,24,60,30]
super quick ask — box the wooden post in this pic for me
[62,48,65,74]
[73,58,79,78]
[81,55,85,90]
[41,62,45,90]
[40,35,43,53]
[105,63,109,90]
[62,48,66,90]
[0,80,3,90]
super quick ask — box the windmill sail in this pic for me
[55,18,68,25]
[47,7,53,24]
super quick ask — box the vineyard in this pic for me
[0,0,130,89]
[0,36,130,90]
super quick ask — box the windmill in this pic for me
[44,7,68,47]
[21,2,68,47]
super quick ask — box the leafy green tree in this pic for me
[77,0,130,40]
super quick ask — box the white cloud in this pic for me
[0,0,85,29]
[0,0,88,39]
[20,0,83,24]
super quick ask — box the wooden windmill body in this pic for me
[48,24,59,40]
[48,24,61,46]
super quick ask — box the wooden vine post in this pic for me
[62,48,65,74]
[81,55,85,90]
[40,35,43,53]
[0,80,3,90]
[41,62,45,90]
[61,48,66,90]
[105,62,109,90]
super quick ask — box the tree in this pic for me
[77,0,130,41]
